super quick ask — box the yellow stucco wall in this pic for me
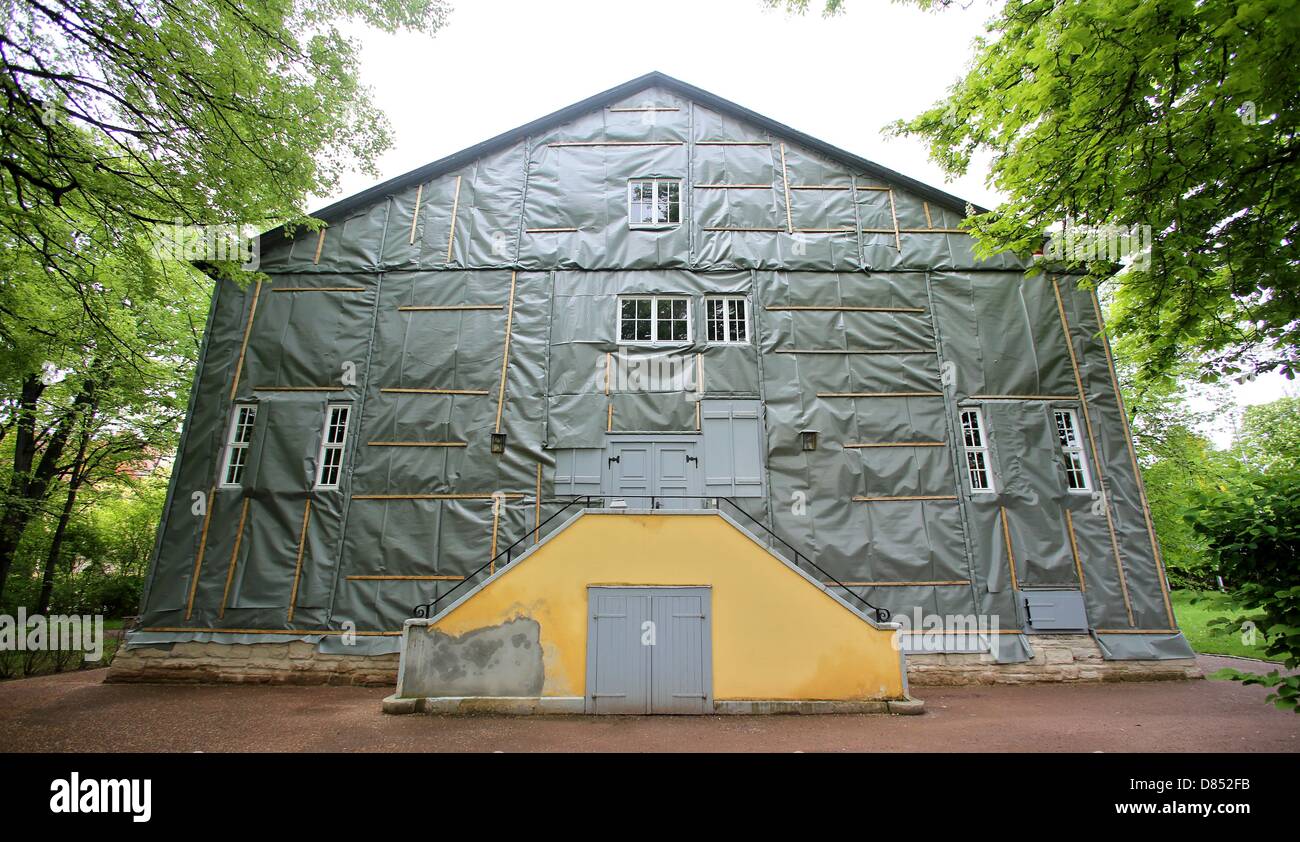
[426,512,906,700]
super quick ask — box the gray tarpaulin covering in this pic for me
[132,74,1187,661]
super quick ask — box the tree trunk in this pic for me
[0,371,96,605]
[35,429,91,615]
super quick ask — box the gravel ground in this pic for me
[0,654,1294,753]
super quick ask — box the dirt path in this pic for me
[0,655,1294,753]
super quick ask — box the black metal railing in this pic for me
[412,495,600,619]
[410,495,891,624]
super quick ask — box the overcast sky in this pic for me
[331,0,1292,436]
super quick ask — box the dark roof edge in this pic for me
[263,71,987,243]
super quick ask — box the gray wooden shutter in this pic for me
[701,399,764,498]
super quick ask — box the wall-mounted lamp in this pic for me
[800,429,819,452]
[490,432,507,455]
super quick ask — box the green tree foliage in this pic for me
[1192,467,1300,712]
[0,0,451,603]
[774,0,1300,384]
[1234,396,1300,471]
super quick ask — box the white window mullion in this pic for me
[316,403,352,489]
[959,408,993,494]
[221,404,257,487]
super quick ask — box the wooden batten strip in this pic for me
[184,485,217,621]
[606,402,613,432]
[408,183,423,245]
[271,287,365,294]
[968,394,1079,401]
[856,185,892,192]
[353,493,525,501]
[853,495,959,502]
[604,352,611,396]
[777,349,934,355]
[999,506,1020,591]
[779,142,793,234]
[495,271,518,434]
[547,141,684,147]
[366,441,468,448]
[795,228,855,234]
[693,184,772,189]
[445,175,462,263]
[228,280,263,402]
[818,391,943,398]
[790,184,854,191]
[608,106,680,113]
[312,228,326,264]
[695,352,705,394]
[253,385,345,392]
[703,227,786,233]
[219,498,251,618]
[1094,629,1181,635]
[144,626,401,637]
[695,140,771,146]
[380,388,491,396]
[886,189,901,250]
[489,498,502,575]
[525,227,580,233]
[923,201,933,228]
[286,500,312,623]
[1091,292,1175,628]
[831,580,971,587]
[766,305,926,313]
[844,441,946,449]
[1053,278,1134,626]
[534,462,542,545]
[398,304,503,312]
[861,227,970,234]
[347,575,465,582]
[1065,509,1086,592]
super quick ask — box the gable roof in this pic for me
[271,71,984,242]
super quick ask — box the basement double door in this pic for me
[586,587,713,714]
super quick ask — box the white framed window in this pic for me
[627,178,681,228]
[220,404,258,487]
[959,408,994,493]
[618,296,691,343]
[705,296,749,344]
[315,403,352,489]
[1053,408,1092,492]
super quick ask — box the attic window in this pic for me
[628,179,681,228]
[1053,409,1092,492]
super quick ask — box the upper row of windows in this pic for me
[959,406,1093,495]
[619,295,749,345]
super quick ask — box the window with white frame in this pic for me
[705,296,749,344]
[959,408,994,493]
[316,403,352,489]
[1053,408,1092,491]
[619,296,690,343]
[221,404,257,487]
[627,178,681,227]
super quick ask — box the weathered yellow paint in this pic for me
[428,512,906,701]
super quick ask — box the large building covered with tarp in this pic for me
[117,72,1195,687]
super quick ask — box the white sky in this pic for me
[330,0,1292,442]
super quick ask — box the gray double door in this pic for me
[605,436,701,509]
[586,587,712,714]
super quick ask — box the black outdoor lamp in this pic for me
[800,429,819,452]
[490,432,507,454]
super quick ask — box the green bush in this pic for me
[1190,468,1300,712]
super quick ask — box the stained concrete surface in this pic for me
[0,655,1294,753]
[399,617,544,698]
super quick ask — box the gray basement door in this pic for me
[586,587,713,714]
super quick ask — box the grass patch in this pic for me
[1171,590,1282,661]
